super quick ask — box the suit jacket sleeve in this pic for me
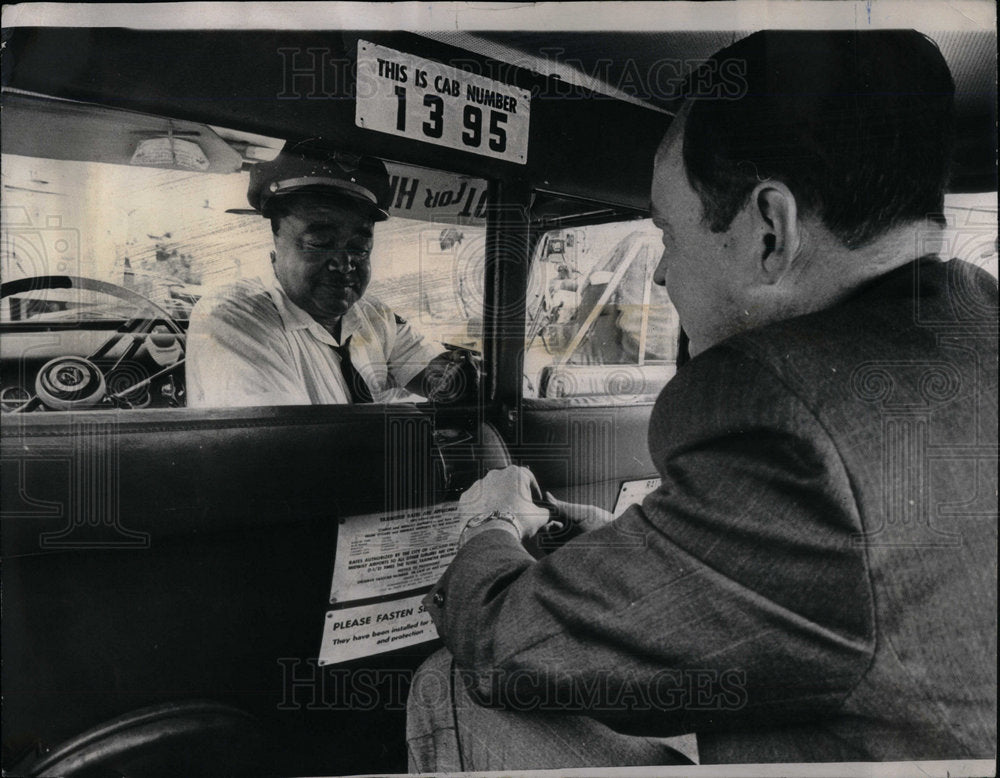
[424,345,876,737]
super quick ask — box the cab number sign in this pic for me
[356,40,530,165]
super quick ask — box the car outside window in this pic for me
[524,219,681,401]
[940,192,998,279]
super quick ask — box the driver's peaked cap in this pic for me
[248,140,392,221]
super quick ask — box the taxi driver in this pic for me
[186,141,475,407]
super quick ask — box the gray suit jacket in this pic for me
[425,257,997,762]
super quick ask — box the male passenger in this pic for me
[187,142,475,407]
[407,31,997,769]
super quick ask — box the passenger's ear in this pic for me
[753,183,801,283]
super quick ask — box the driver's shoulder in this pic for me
[189,277,280,332]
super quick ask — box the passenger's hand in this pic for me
[459,465,552,541]
[544,492,613,534]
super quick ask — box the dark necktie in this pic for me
[333,335,374,404]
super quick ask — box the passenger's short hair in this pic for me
[681,30,955,249]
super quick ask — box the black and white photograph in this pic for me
[1,2,996,776]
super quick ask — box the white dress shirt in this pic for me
[186,272,441,408]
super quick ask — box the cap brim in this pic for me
[261,176,389,221]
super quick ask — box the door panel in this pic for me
[515,399,659,513]
[1,406,508,774]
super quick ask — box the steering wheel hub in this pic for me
[35,356,107,410]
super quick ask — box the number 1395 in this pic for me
[394,86,508,153]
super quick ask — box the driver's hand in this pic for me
[459,466,551,541]
[417,350,480,403]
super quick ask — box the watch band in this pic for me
[459,510,522,545]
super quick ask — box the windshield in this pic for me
[2,154,273,322]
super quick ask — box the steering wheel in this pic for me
[1,276,187,412]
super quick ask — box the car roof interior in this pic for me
[3,27,995,200]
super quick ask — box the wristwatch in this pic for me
[459,510,522,546]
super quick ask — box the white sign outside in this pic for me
[356,40,531,165]
[384,163,488,224]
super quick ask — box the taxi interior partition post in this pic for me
[2,23,997,777]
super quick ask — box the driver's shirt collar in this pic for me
[261,270,360,347]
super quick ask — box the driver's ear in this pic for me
[752,182,801,283]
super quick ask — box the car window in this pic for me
[941,192,998,279]
[523,219,681,401]
[2,152,276,322]
[1,137,486,411]
[367,216,485,354]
